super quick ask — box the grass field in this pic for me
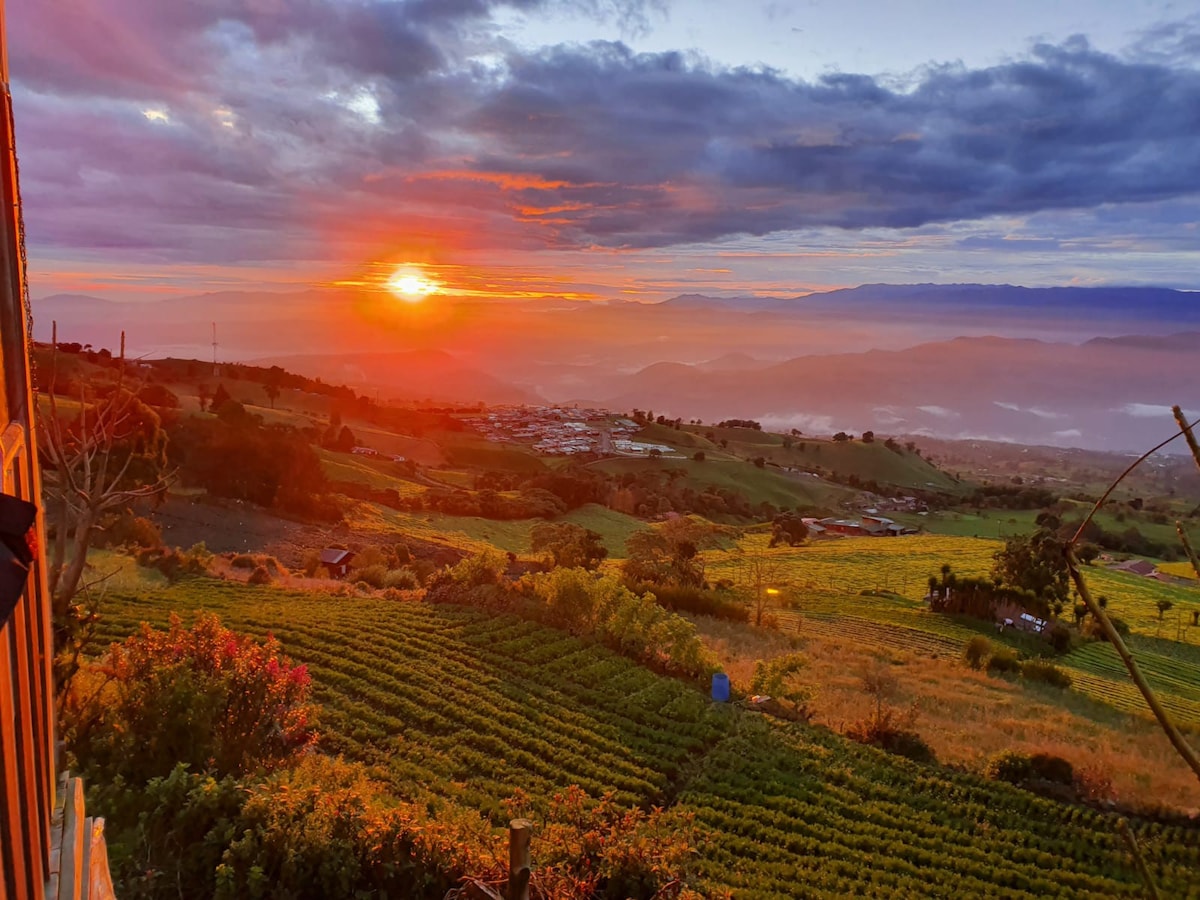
[89,574,1200,898]
[705,533,1200,728]
[347,501,647,556]
[685,426,966,495]
[317,448,427,495]
[1160,561,1199,581]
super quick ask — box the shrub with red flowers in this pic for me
[64,613,317,785]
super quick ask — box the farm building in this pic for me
[819,518,865,536]
[320,548,355,578]
[818,516,916,537]
[1112,558,1158,577]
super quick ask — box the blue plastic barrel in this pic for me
[711,672,730,703]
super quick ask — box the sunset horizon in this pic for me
[6,4,1200,899]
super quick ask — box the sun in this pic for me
[386,268,440,302]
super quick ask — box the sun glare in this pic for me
[386,268,440,302]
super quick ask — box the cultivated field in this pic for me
[704,534,1200,733]
[91,572,1200,898]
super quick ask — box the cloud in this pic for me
[755,412,835,434]
[1121,403,1200,420]
[992,401,1064,419]
[12,5,1200,267]
[917,405,958,418]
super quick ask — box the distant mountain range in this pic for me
[32,283,1199,450]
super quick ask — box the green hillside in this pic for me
[90,576,1200,898]
[592,456,857,511]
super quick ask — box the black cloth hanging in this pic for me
[0,492,37,628]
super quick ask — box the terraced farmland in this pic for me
[92,575,1200,897]
[707,534,1000,601]
[1060,637,1200,726]
[679,720,1200,899]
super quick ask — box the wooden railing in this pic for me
[0,2,63,896]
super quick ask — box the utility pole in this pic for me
[211,322,218,377]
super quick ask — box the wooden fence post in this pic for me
[507,819,532,900]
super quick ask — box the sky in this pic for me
[11,0,1200,302]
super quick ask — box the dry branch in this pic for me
[1065,547,1200,782]
[1061,407,1200,785]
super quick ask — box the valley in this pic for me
[48,345,1200,896]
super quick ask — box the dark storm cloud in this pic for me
[10,2,1200,262]
[458,37,1200,246]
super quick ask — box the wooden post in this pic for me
[507,819,532,900]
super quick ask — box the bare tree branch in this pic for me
[1065,547,1200,782]
[1061,407,1200,785]
[37,341,175,697]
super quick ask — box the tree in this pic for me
[861,430,875,443]
[530,522,608,571]
[991,528,1069,605]
[622,517,713,588]
[1157,599,1175,620]
[753,456,765,468]
[732,544,789,626]
[769,511,809,548]
[40,362,175,697]
[264,382,281,409]
[197,383,211,412]
[333,425,357,451]
[833,431,850,442]
[210,382,232,410]
[692,451,706,462]
[750,653,812,716]
[648,448,662,459]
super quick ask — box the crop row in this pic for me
[783,612,965,658]
[94,588,724,816]
[680,722,1200,898]
[93,576,1200,898]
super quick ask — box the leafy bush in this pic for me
[301,550,322,577]
[1082,614,1132,643]
[247,565,272,586]
[214,756,493,900]
[845,707,937,764]
[1046,620,1073,653]
[426,550,511,610]
[1020,659,1072,689]
[135,544,213,582]
[963,635,993,670]
[102,514,163,551]
[231,553,257,569]
[631,581,750,622]
[750,653,813,718]
[985,749,1034,784]
[94,764,246,900]
[355,564,389,589]
[64,613,317,785]
[521,568,714,679]
[211,760,707,900]
[383,567,421,590]
[507,786,706,900]
[986,750,1074,789]
[986,647,1021,675]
